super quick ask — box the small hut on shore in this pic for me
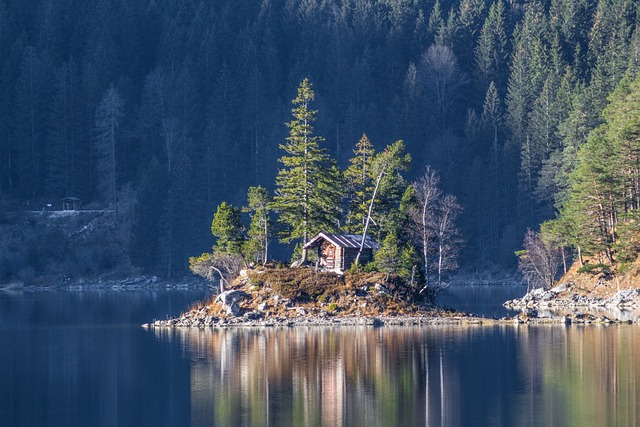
[61,197,81,211]
[303,233,380,273]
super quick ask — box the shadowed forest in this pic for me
[0,0,638,280]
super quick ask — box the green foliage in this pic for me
[2,0,639,281]
[344,134,376,233]
[576,263,610,275]
[242,186,272,265]
[211,202,244,256]
[542,70,640,270]
[375,230,401,274]
[271,78,343,247]
[397,242,420,285]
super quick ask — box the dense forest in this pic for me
[0,0,638,279]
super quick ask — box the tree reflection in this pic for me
[155,325,640,427]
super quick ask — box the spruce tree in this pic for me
[242,186,272,265]
[474,1,508,91]
[211,201,244,257]
[271,78,343,261]
[344,134,375,233]
[94,84,124,221]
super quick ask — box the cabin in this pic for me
[61,197,81,211]
[303,233,380,273]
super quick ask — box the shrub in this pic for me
[577,263,610,275]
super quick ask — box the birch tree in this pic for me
[411,166,441,292]
[354,140,410,266]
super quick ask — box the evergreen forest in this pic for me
[1,0,639,279]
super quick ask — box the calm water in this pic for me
[1,287,639,427]
[436,284,527,318]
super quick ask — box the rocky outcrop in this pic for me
[504,283,640,312]
[144,313,489,329]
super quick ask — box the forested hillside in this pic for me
[0,0,638,278]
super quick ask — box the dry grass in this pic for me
[182,266,443,320]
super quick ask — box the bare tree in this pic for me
[189,252,243,293]
[517,229,562,290]
[433,194,462,288]
[409,167,462,292]
[411,166,441,293]
[419,44,469,130]
[161,117,185,174]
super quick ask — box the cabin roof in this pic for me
[303,233,380,250]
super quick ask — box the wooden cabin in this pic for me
[61,197,81,211]
[303,233,380,273]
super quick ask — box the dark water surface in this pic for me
[1,287,639,427]
[436,284,527,318]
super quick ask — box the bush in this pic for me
[577,263,610,275]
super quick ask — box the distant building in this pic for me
[303,233,380,273]
[61,197,81,211]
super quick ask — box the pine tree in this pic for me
[131,157,167,272]
[474,1,508,91]
[374,230,400,275]
[94,84,124,221]
[344,133,375,233]
[271,78,343,261]
[211,201,244,256]
[46,59,80,197]
[13,45,48,196]
[242,186,272,265]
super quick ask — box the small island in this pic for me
[146,266,490,328]
[148,79,478,328]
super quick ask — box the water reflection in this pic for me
[157,325,640,427]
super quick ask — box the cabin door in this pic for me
[326,245,335,269]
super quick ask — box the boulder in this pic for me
[216,290,249,306]
[550,282,569,293]
[225,301,241,317]
[244,311,263,320]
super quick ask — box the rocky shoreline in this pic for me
[503,283,640,311]
[503,282,640,324]
[144,311,491,329]
[143,309,640,329]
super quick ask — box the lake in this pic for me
[1,286,639,426]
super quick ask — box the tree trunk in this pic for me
[355,165,386,266]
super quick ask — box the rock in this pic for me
[550,282,569,293]
[258,302,269,311]
[225,301,241,317]
[530,287,545,298]
[372,318,384,327]
[374,284,389,295]
[216,290,249,306]
[244,311,263,320]
[296,308,306,316]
